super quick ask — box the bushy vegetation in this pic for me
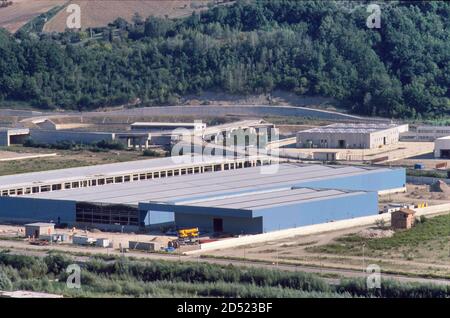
[142,149,161,157]
[406,169,447,178]
[337,278,450,298]
[23,138,125,152]
[0,250,448,298]
[0,1,449,118]
[0,270,12,291]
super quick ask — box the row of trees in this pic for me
[0,0,449,118]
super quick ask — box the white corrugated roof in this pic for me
[20,163,393,206]
[299,123,401,134]
[0,155,266,188]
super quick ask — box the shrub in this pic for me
[44,254,74,275]
[0,270,12,291]
[143,149,160,157]
[336,278,450,298]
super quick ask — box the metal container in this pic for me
[96,238,110,248]
[73,236,96,246]
[129,241,160,252]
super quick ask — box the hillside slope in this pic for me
[0,0,449,119]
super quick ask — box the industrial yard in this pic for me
[0,112,450,298]
[1,0,449,303]
[202,212,450,279]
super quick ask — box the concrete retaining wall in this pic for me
[0,131,8,147]
[187,203,450,254]
[406,175,450,185]
[30,129,115,145]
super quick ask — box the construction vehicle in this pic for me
[178,227,199,240]
[380,202,427,214]
[168,227,200,249]
[381,203,415,214]
[415,202,428,209]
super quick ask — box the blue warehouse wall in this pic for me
[256,191,378,233]
[0,197,76,224]
[175,213,263,235]
[139,208,175,228]
[296,168,406,192]
[139,202,259,233]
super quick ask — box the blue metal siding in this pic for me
[139,208,175,227]
[258,191,378,232]
[0,131,8,147]
[0,197,76,224]
[175,213,263,234]
[139,202,253,218]
[296,169,405,192]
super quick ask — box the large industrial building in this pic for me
[400,125,450,141]
[0,161,406,234]
[296,123,408,149]
[0,155,274,197]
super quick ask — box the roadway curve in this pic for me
[0,105,390,124]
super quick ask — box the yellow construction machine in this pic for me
[168,227,200,249]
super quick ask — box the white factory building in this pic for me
[400,126,450,142]
[434,136,450,158]
[296,123,408,149]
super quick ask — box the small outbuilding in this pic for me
[24,222,54,238]
[434,136,450,158]
[391,208,416,230]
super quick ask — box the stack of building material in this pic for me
[129,241,161,252]
[72,236,96,246]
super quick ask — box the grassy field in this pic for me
[307,214,450,261]
[0,146,151,176]
[43,0,213,32]
[0,0,67,33]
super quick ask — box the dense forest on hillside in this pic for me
[0,0,449,118]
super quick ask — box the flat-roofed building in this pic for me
[0,163,405,233]
[0,128,30,147]
[0,155,274,197]
[401,125,450,141]
[24,222,55,238]
[296,123,408,149]
[434,136,450,158]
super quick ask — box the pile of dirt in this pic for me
[430,180,450,194]
[358,228,394,239]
